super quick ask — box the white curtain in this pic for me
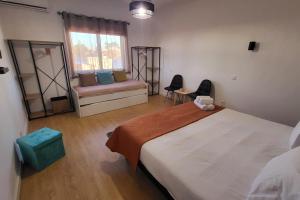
[69,32,128,74]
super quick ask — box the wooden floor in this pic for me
[21,96,173,200]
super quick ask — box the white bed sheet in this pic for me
[140,109,292,200]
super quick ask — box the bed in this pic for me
[139,108,292,200]
[72,80,148,117]
[106,103,293,200]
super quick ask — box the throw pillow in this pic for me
[113,70,128,82]
[78,73,97,87]
[96,71,114,85]
[289,121,300,149]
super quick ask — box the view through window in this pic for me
[70,32,125,73]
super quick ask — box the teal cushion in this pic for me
[17,127,61,150]
[97,71,114,85]
[16,127,65,171]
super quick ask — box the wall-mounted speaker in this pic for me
[248,41,256,51]
[0,67,9,74]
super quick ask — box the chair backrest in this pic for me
[196,79,212,96]
[170,74,183,90]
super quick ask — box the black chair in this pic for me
[164,74,183,100]
[188,79,212,100]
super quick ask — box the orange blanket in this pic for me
[106,102,223,169]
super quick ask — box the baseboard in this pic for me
[21,120,28,136]
[15,119,28,200]
[15,176,21,200]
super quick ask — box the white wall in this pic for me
[0,0,154,47]
[0,0,155,89]
[0,0,299,199]
[0,0,299,125]
[154,0,300,126]
[0,21,28,200]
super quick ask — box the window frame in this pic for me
[69,31,127,74]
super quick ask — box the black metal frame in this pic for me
[7,39,74,120]
[28,41,48,117]
[131,46,161,96]
[8,40,31,119]
[138,161,174,200]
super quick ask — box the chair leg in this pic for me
[171,92,175,100]
[164,91,170,102]
[173,92,177,105]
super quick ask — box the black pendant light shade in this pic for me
[129,1,155,19]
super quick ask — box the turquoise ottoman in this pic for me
[16,127,65,171]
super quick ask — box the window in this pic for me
[70,32,128,74]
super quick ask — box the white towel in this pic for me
[194,100,215,111]
[195,96,214,105]
[196,96,212,100]
[198,98,214,105]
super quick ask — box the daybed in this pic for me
[72,80,148,117]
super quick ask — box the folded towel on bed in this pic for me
[194,100,215,111]
[195,96,214,105]
[194,96,215,111]
[196,96,212,100]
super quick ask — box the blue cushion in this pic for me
[16,127,65,171]
[96,71,114,85]
[17,127,61,150]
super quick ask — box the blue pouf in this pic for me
[16,127,65,171]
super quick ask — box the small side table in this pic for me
[174,89,191,105]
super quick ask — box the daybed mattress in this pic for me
[74,80,146,98]
[140,108,292,200]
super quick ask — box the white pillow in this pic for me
[289,121,300,149]
[247,147,300,200]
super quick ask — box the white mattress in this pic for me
[140,109,292,200]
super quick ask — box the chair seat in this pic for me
[188,92,211,100]
[188,92,198,100]
[165,86,176,92]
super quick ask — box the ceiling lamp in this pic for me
[129,0,155,19]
